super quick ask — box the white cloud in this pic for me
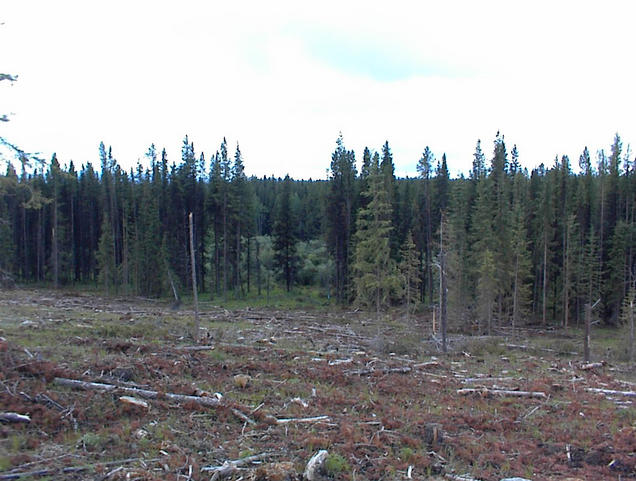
[1,0,634,178]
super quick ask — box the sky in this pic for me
[1,1,634,179]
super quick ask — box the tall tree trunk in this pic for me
[441,219,447,353]
[223,198,228,301]
[189,213,199,341]
[512,255,519,335]
[542,230,547,325]
[52,199,58,288]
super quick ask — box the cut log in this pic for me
[585,387,636,397]
[578,361,605,371]
[345,366,412,376]
[119,396,149,409]
[462,377,514,383]
[413,361,440,369]
[304,450,328,481]
[457,388,547,399]
[201,452,275,480]
[276,415,329,424]
[0,412,31,423]
[175,345,215,352]
[54,377,221,407]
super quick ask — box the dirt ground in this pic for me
[0,288,634,480]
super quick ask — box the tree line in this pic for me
[0,132,634,329]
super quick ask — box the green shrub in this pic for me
[323,453,350,478]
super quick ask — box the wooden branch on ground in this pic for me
[231,408,256,425]
[502,343,578,356]
[0,412,30,423]
[0,457,158,481]
[585,387,636,397]
[413,361,441,369]
[457,388,547,399]
[275,415,329,424]
[462,377,514,383]
[304,450,328,481]
[201,452,275,480]
[345,366,412,376]
[578,361,606,370]
[444,473,480,481]
[53,378,221,407]
[175,345,216,352]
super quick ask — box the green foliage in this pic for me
[273,175,299,292]
[96,213,117,292]
[323,453,350,478]
[353,159,400,313]
[0,132,634,329]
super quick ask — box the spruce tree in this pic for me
[399,230,420,320]
[325,133,357,303]
[273,175,298,292]
[353,158,399,314]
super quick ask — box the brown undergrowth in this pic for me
[0,288,634,480]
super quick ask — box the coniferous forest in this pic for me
[0,132,634,329]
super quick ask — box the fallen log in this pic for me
[345,366,412,376]
[578,361,606,370]
[0,457,158,481]
[462,377,514,384]
[201,452,275,479]
[0,412,31,423]
[502,343,578,356]
[275,415,329,424]
[119,396,149,409]
[413,361,441,369]
[457,388,547,399]
[585,387,636,397]
[304,450,328,481]
[175,345,215,352]
[53,378,221,407]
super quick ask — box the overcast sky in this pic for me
[1,1,634,179]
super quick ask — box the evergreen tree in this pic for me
[96,213,116,292]
[325,133,357,303]
[415,146,435,304]
[273,175,298,291]
[399,230,420,320]
[353,158,399,313]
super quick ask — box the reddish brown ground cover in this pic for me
[0,289,634,480]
